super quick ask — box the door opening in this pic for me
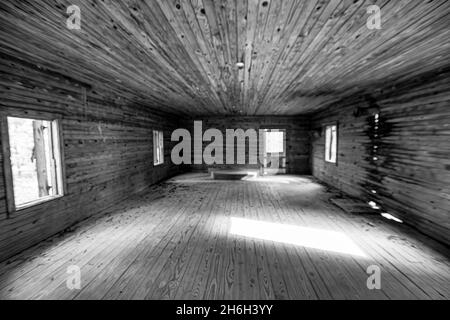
[261,129,286,175]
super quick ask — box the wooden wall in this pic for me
[0,54,183,262]
[184,116,311,174]
[311,68,450,246]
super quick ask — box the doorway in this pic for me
[261,129,286,175]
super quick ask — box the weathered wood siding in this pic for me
[0,55,182,262]
[1,1,448,116]
[312,69,450,246]
[183,116,310,174]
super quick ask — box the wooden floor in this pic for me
[0,173,449,300]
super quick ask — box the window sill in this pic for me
[14,195,65,213]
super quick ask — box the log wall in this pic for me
[183,117,311,174]
[312,69,450,246]
[0,54,183,262]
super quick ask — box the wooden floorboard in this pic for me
[0,173,449,300]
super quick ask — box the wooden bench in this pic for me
[210,170,260,180]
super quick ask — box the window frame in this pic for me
[0,110,66,216]
[324,123,338,165]
[153,130,164,166]
[264,130,286,155]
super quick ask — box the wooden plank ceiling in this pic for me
[0,0,449,116]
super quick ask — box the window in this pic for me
[264,130,285,154]
[153,130,164,166]
[1,116,64,212]
[325,124,337,164]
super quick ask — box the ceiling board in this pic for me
[0,0,449,116]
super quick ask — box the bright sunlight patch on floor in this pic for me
[230,217,367,257]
